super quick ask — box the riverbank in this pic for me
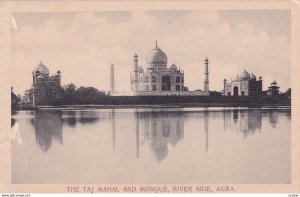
[17,95,290,111]
[17,102,291,111]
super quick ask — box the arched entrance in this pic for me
[161,75,171,91]
[152,85,156,91]
[233,86,239,96]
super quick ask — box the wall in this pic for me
[134,91,209,96]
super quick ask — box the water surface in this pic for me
[11,107,291,184]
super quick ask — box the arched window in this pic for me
[181,77,184,83]
[176,85,180,91]
[176,76,181,83]
[152,76,156,83]
[161,75,171,91]
[145,85,149,91]
[233,86,238,96]
[152,85,156,91]
[144,76,149,83]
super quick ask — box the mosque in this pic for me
[110,41,210,96]
[223,70,263,96]
[31,61,63,106]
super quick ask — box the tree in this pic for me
[75,86,106,104]
[11,87,20,112]
[209,91,222,96]
[63,83,77,104]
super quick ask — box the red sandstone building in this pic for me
[31,61,63,106]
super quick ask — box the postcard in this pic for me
[0,0,299,194]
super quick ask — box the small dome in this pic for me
[146,42,168,68]
[170,64,177,71]
[250,73,256,80]
[138,66,144,73]
[233,75,240,81]
[240,69,250,80]
[271,80,277,86]
[33,61,49,76]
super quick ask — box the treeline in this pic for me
[58,83,107,105]
[14,84,292,107]
[56,86,291,106]
[11,87,21,112]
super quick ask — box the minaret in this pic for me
[133,53,139,92]
[110,64,115,95]
[223,79,227,96]
[57,70,61,86]
[204,57,209,92]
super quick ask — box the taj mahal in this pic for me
[110,41,210,96]
[22,41,278,107]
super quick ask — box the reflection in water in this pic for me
[112,109,116,149]
[11,118,16,128]
[62,111,77,127]
[78,111,100,124]
[233,109,239,124]
[134,108,276,160]
[135,112,140,159]
[9,117,22,144]
[268,111,279,128]
[30,108,290,157]
[224,109,262,137]
[223,108,291,136]
[12,107,291,184]
[137,111,184,162]
[33,110,106,152]
[204,110,209,152]
[34,110,63,152]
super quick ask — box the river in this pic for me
[11,107,291,184]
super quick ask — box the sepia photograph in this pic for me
[1,0,300,194]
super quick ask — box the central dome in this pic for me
[240,69,250,80]
[33,61,49,76]
[146,42,168,68]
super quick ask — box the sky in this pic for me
[11,10,291,95]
